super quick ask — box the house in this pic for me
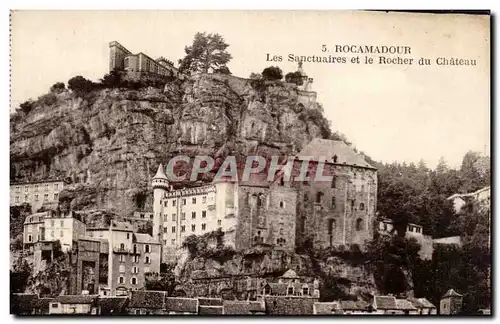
[264,296,316,315]
[127,290,166,315]
[313,301,341,314]
[223,300,265,315]
[395,298,418,315]
[164,297,198,314]
[48,295,99,314]
[10,293,39,315]
[407,297,437,314]
[440,289,463,315]
[447,186,490,214]
[97,296,129,315]
[372,295,400,314]
[340,300,372,314]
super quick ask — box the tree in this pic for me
[68,75,96,95]
[19,100,34,115]
[145,263,176,295]
[179,32,232,74]
[249,72,262,80]
[50,82,66,93]
[285,71,304,86]
[100,69,124,88]
[261,66,283,81]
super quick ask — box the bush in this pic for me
[19,100,34,114]
[100,69,125,88]
[50,82,66,93]
[68,75,96,95]
[261,66,283,81]
[285,71,304,86]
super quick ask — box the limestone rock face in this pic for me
[10,74,325,215]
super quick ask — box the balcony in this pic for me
[112,246,134,254]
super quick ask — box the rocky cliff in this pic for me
[10,73,327,215]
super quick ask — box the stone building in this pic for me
[109,41,182,80]
[10,179,64,212]
[151,164,297,262]
[24,210,86,253]
[289,138,378,249]
[440,289,463,315]
[86,221,161,296]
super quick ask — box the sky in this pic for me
[10,10,490,169]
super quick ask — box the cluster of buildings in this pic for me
[151,138,378,262]
[13,287,465,315]
[21,209,160,296]
[109,41,184,80]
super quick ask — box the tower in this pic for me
[152,164,169,245]
[440,289,463,315]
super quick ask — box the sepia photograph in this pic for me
[9,10,491,316]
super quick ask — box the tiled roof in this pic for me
[281,269,299,279]
[165,297,198,313]
[418,298,436,309]
[264,297,315,315]
[223,301,252,315]
[199,305,223,315]
[340,300,369,310]
[198,297,223,306]
[396,299,417,311]
[97,297,129,314]
[442,289,463,298]
[55,295,98,304]
[407,297,424,308]
[297,138,376,169]
[111,220,133,232]
[133,233,159,244]
[374,296,397,310]
[314,302,340,314]
[129,291,166,309]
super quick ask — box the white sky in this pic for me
[10,10,490,169]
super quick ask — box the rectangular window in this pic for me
[332,197,336,208]
[331,176,336,188]
[181,225,185,232]
[35,184,39,191]
[217,220,222,227]
[172,226,176,233]
[60,220,64,227]
[202,223,206,231]
[44,184,48,191]
[44,194,48,201]
[120,255,125,262]
[202,196,207,203]
[15,186,20,192]
[15,196,19,203]
[192,197,196,204]
[182,199,186,205]
[191,212,196,219]
[202,210,207,218]
[191,225,196,232]
[25,186,29,192]
[54,193,58,200]
[164,201,167,207]
[54,184,59,190]
[140,214,145,219]
[34,195,39,202]
[181,213,186,220]
[172,200,176,207]
[172,214,177,221]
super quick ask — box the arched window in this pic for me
[131,277,137,285]
[359,203,365,211]
[333,155,338,163]
[133,244,137,254]
[356,218,363,231]
[120,243,125,251]
[316,192,323,203]
[257,194,263,207]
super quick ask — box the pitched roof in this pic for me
[129,291,166,309]
[54,295,98,304]
[199,305,223,315]
[165,297,198,313]
[407,297,424,308]
[153,164,168,180]
[340,300,368,310]
[133,233,159,244]
[248,300,266,313]
[281,269,299,279]
[417,298,436,309]
[297,138,376,169]
[111,220,133,232]
[374,296,397,310]
[97,297,129,314]
[396,299,417,311]
[442,289,463,298]
[198,297,223,306]
[314,302,340,314]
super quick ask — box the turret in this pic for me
[152,164,169,250]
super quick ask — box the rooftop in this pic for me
[373,296,397,310]
[442,289,463,298]
[297,138,376,169]
[129,291,166,309]
[54,295,98,304]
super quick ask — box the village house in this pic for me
[48,295,99,315]
[407,297,437,314]
[10,179,65,212]
[440,289,463,315]
[447,186,490,214]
